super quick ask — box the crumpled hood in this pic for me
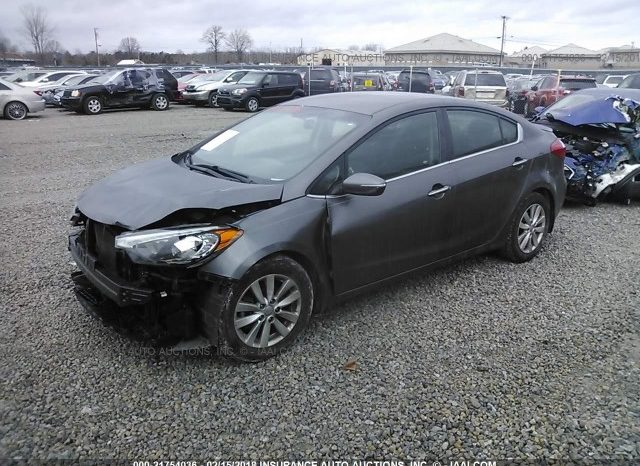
[77,158,283,230]
[545,95,640,126]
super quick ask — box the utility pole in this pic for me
[93,28,100,66]
[499,16,508,67]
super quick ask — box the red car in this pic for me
[524,75,597,116]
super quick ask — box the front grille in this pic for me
[63,90,72,97]
[85,219,140,281]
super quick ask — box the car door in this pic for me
[259,74,280,105]
[443,108,526,252]
[325,110,459,295]
[106,72,130,107]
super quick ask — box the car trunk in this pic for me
[463,85,507,101]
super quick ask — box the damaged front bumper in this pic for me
[68,225,217,346]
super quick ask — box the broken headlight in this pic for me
[115,225,242,266]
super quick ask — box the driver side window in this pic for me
[347,112,441,180]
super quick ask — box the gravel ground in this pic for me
[0,105,639,461]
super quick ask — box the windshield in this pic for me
[198,71,230,82]
[465,74,506,86]
[64,75,91,86]
[189,105,369,182]
[238,72,266,85]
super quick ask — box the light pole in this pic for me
[499,16,508,67]
[94,28,100,66]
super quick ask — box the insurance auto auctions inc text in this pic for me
[206,461,497,466]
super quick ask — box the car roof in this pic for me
[281,92,516,117]
[561,87,640,99]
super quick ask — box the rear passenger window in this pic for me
[347,112,440,180]
[447,110,517,158]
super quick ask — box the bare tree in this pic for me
[361,43,378,52]
[44,39,65,65]
[200,25,225,64]
[118,37,141,57]
[225,29,252,63]
[347,44,360,51]
[21,4,55,63]
[0,32,18,60]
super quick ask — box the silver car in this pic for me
[182,69,251,107]
[0,78,46,120]
[451,70,508,106]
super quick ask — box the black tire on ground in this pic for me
[83,96,102,115]
[150,93,169,111]
[501,192,551,263]
[4,101,28,120]
[222,106,234,111]
[202,255,314,362]
[208,92,218,107]
[245,96,260,113]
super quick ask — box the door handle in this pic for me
[428,185,451,197]
[512,157,528,167]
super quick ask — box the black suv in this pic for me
[296,67,341,94]
[217,71,305,112]
[61,68,178,115]
[397,69,434,93]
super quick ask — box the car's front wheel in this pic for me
[83,96,102,115]
[208,92,218,107]
[151,93,169,111]
[501,192,550,263]
[4,101,28,120]
[204,255,314,361]
[245,96,260,112]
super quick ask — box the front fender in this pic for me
[197,196,329,282]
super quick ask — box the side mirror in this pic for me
[342,173,386,196]
[531,85,538,91]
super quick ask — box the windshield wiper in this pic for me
[184,154,253,183]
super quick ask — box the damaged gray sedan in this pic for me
[69,93,566,361]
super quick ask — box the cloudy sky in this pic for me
[1,0,639,54]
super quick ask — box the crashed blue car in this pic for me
[533,88,640,205]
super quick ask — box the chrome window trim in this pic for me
[306,117,523,196]
[387,122,523,182]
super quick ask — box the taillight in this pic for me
[550,138,566,158]
[458,87,464,97]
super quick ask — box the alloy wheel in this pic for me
[247,98,259,112]
[87,98,101,114]
[6,102,27,120]
[517,203,546,254]
[234,274,301,348]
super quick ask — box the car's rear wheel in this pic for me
[4,101,28,120]
[151,93,169,111]
[83,96,102,115]
[208,92,218,107]
[204,255,314,361]
[245,97,260,112]
[501,192,550,263]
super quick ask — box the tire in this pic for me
[501,192,550,263]
[208,92,218,108]
[222,106,233,111]
[83,96,102,115]
[4,101,28,120]
[151,93,169,111]
[204,255,314,362]
[245,96,260,112]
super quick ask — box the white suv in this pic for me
[182,69,251,107]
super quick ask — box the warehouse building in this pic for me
[539,43,601,70]
[383,33,502,66]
